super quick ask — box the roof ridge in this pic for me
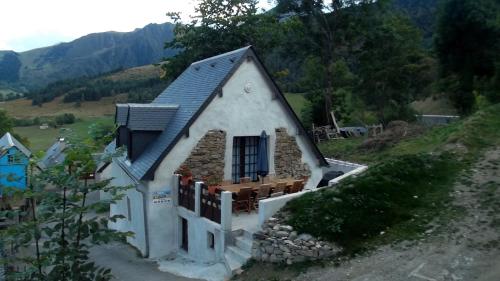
[191,46,251,66]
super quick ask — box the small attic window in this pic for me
[210,62,217,67]
[229,57,235,63]
[194,65,200,71]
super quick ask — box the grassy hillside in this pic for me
[4,82,309,152]
[284,93,309,121]
[0,95,125,119]
[13,117,113,153]
[287,104,500,253]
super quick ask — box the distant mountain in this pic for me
[393,0,439,47]
[0,23,177,90]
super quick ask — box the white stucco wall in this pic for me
[177,207,224,263]
[145,175,179,258]
[107,161,147,256]
[130,57,324,260]
[149,57,323,191]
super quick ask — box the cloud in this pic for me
[0,0,273,52]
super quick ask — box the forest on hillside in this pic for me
[162,0,499,126]
[27,0,500,128]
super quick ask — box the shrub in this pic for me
[285,153,461,248]
[55,113,76,125]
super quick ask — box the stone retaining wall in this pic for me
[178,130,226,180]
[251,212,341,265]
[274,128,311,179]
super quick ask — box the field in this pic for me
[0,94,126,119]
[13,116,113,152]
[284,93,309,121]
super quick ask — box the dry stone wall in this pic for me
[251,212,341,265]
[178,130,226,180]
[274,128,311,179]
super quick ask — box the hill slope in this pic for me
[0,22,176,90]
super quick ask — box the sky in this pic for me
[0,0,274,52]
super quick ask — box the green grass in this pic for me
[284,93,310,121]
[13,116,113,153]
[286,103,500,254]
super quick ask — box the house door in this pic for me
[181,218,188,252]
[232,136,259,183]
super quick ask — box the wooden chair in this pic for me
[232,187,253,214]
[254,184,271,209]
[290,180,304,193]
[270,182,286,197]
[240,177,251,183]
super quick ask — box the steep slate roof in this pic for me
[128,104,178,131]
[121,46,327,180]
[39,139,67,169]
[0,132,31,157]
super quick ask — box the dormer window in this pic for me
[115,103,179,161]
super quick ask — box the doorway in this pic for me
[232,136,259,183]
[181,218,188,252]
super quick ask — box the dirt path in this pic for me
[291,148,500,281]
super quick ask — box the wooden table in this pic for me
[218,178,299,193]
[218,182,260,193]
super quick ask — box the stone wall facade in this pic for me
[274,128,311,179]
[251,212,341,265]
[178,130,226,181]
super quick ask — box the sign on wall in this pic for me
[152,190,171,205]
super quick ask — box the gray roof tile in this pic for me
[0,132,31,157]
[127,104,179,131]
[117,46,327,180]
[39,139,67,169]
[126,46,252,179]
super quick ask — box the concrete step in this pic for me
[224,252,243,275]
[235,236,253,253]
[226,245,251,265]
[242,229,254,240]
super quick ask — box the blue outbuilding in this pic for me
[0,132,31,190]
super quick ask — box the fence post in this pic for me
[172,174,179,206]
[195,181,202,217]
[221,191,232,232]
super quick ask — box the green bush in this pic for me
[285,153,461,248]
[55,113,76,125]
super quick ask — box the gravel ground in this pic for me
[89,242,202,281]
[291,148,500,281]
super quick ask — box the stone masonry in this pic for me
[252,212,341,265]
[274,128,311,179]
[179,130,226,180]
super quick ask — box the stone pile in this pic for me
[251,214,341,265]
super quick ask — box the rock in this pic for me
[275,231,289,238]
[297,234,313,241]
[280,225,294,231]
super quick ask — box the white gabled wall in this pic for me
[149,57,323,190]
[106,161,147,256]
[145,57,324,260]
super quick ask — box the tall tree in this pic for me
[1,139,130,280]
[435,0,500,113]
[162,0,281,79]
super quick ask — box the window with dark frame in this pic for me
[207,231,215,249]
[232,136,259,183]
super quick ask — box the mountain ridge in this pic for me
[0,22,177,91]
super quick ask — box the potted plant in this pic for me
[205,175,222,195]
[177,165,193,186]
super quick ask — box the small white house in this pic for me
[100,46,334,276]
